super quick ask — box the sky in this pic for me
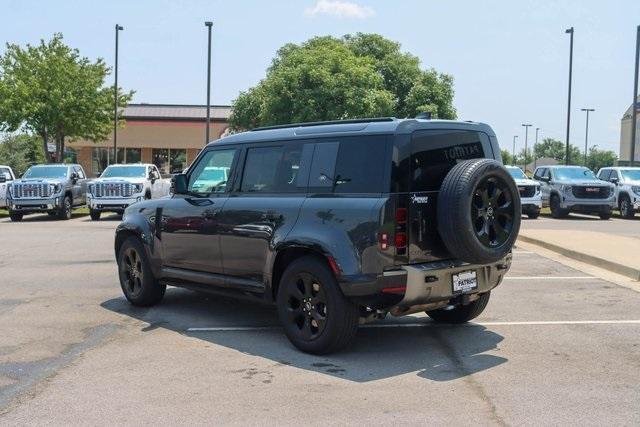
[2,0,639,155]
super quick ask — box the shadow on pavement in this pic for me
[101,288,506,383]
[5,212,89,222]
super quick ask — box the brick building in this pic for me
[70,103,231,176]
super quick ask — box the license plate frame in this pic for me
[452,270,478,294]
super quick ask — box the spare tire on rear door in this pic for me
[437,158,521,264]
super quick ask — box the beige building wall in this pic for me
[70,120,228,176]
[619,116,639,162]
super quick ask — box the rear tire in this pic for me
[527,209,540,219]
[550,194,569,219]
[90,209,101,221]
[426,292,491,323]
[619,195,635,219]
[9,211,23,222]
[57,196,72,220]
[117,237,166,307]
[276,256,359,354]
[599,210,612,220]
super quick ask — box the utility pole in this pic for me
[565,27,574,165]
[205,21,213,145]
[631,25,639,166]
[113,24,124,165]
[581,108,595,166]
[522,124,532,172]
[534,127,540,169]
[512,135,518,164]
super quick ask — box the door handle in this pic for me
[261,212,282,221]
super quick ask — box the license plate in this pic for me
[452,270,478,293]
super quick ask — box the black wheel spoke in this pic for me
[471,174,516,248]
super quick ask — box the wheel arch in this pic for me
[268,244,339,302]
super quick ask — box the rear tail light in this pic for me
[395,232,407,249]
[379,232,389,250]
[395,207,407,224]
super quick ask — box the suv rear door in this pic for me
[405,129,493,264]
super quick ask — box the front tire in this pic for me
[117,237,166,306]
[276,256,359,354]
[9,211,23,222]
[90,209,101,221]
[619,195,635,219]
[426,292,491,323]
[527,209,540,219]
[550,194,569,219]
[57,196,72,220]
[599,210,612,220]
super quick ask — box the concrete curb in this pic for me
[517,234,640,281]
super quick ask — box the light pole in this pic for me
[512,135,518,164]
[565,27,574,165]
[113,24,124,165]
[205,21,213,145]
[534,127,540,169]
[581,108,595,166]
[522,124,532,172]
[630,25,639,166]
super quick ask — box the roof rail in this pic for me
[251,117,396,132]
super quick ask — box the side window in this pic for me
[609,170,618,181]
[308,136,387,193]
[73,166,85,179]
[188,149,238,194]
[533,168,545,180]
[240,143,305,193]
[543,169,552,180]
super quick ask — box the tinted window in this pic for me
[188,149,238,194]
[410,130,486,192]
[534,168,547,180]
[308,136,387,193]
[0,167,12,180]
[240,144,304,193]
[609,170,619,180]
[73,166,85,179]
[598,169,611,181]
[553,168,596,180]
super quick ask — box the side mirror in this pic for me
[148,171,156,181]
[70,172,79,182]
[0,175,6,183]
[610,177,619,185]
[171,174,188,195]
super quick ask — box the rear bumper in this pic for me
[339,254,511,312]
[88,196,143,212]
[7,196,62,212]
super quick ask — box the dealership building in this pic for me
[619,95,639,164]
[70,103,231,176]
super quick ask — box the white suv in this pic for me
[506,166,541,218]
[597,167,640,219]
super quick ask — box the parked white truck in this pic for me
[0,165,16,208]
[597,167,640,219]
[87,164,170,220]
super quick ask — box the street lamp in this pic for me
[581,108,595,166]
[113,24,124,165]
[534,127,540,169]
[512,135,518,164]
[630,25,639,167]
[565,27,574,165]
[522,124,532,172]
[205,21,213,145]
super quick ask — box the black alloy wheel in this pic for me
[58,196,72,220]
[282,272,328,340]
[472,176,515,248]
[120,247,144,299]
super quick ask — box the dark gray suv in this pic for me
[115,118,520,354]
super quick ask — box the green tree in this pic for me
[230,33,455,130]
[0,33,133,163]
[533,137,580,163]
[500,149,513,166]
[0,133,44,175]
[586,146,617,172]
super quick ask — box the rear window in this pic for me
[409,130,488,192]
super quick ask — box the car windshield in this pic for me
[553,168,597,180]
[621,169,640,181]
[101,166,146,178]
[23,166,68,179]
[507,167,527,179]
[0,167,12,180]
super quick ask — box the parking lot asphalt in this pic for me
[522,212,640,239]
[0,213,639,425]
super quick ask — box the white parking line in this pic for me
[504,276,593,280]
[186,319,640,332]
[512,250,534,254]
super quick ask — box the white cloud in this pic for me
[304,0,375,19]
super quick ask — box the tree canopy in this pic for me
[0,133,44,175]
[230,33,456,130]
[0,33,133,162]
